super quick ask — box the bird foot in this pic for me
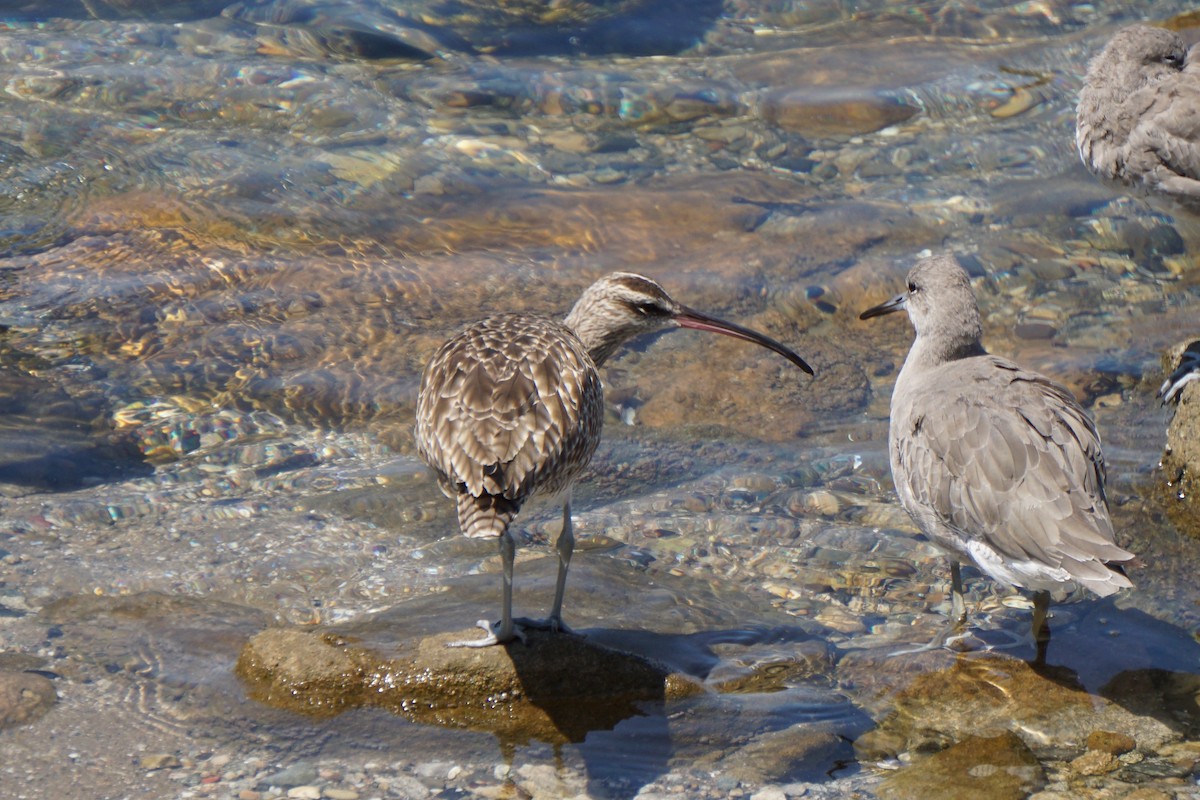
[446,619,527,648]
[513,615,576,636]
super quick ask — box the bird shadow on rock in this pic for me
[1036,597,1200,738]
[851,594,1200,774]
[962,594,1200,733]
[236,555,868,795]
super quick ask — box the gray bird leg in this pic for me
[548,495,575,632]
[515,493,577,635]
[891,560,972,657]
[449,530,526,647]
[950,561,967,626]
[1031,589,1051,664]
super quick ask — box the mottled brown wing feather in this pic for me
[415,313,604,533]
[894,356,1126,573]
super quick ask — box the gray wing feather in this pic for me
[893,356,1131,589]
[1126,79,1200,195]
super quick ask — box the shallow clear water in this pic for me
[2,1,1200,798]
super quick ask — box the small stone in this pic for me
[412,762,450,779]
[542,131,591,154]
[1086,730,1136,755]
[140,754,182,770]
[412,174,444,196]
[1071,749,1118,776]
[323,789,359,800]
[382,775,431,798]
[1013,322,1057,340]
[854,727,910,762]
[815,603,865,633]
[287,786,322,800]
[238,792,261,800]
[750,788,787,800]
[763,90,918,138]
[262,763,320,788]
[800,489,840,516]
[1120,790,1172,800]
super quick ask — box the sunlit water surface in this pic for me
[2,1,1200,798]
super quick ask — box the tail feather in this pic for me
[457,492,521,539]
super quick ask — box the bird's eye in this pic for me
[1165,52,1185,68]
[907,281,919,292]
[631,300,658,316]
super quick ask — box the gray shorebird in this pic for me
[860,255,1134,657]
[1077,24,1200,204]
[1160,340,1200,405]
[416,272,813,647]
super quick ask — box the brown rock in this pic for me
[0,670,56,730]
[847,653,1177,758]
[721,729,849,784]
[1069,748,1118,776]
[1086,729,1137,755]
[236,627,702,746]
[762,89,918,138]
[139,754,182,770]
[709,640,834,694]
[879,731,1044,800]
[1120,790,1173,800]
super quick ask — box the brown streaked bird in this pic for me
[860,255,1134,659]
[416,272,813,647]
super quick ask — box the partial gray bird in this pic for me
[416,272,813,647]
[1077,24,1200,204]
[860,255,1134,658]
[1160,340,1200,405]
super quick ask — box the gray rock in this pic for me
[259,762,319,788]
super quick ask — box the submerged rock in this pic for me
[879,731,1044,800]
[0,669,57,730]
[852,650,1200,798]
[854,654,1180,761]
[761,89,919,138]
[237,626,702,745]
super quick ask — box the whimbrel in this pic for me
[860,255,1134,659]
[1077,24,1200,204]
[416,272,813,647]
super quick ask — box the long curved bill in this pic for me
[859,293,907,320]
[675,307,814,375]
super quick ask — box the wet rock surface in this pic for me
[0,669,57,730]
[2,1,1200,798]
[879,731,1044,800]
[1161,339,1200,536]
[236,625,701,745]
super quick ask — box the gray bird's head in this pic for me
[564,271,813,374]
[860,255,986,365]
[1086,24,1186,93]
